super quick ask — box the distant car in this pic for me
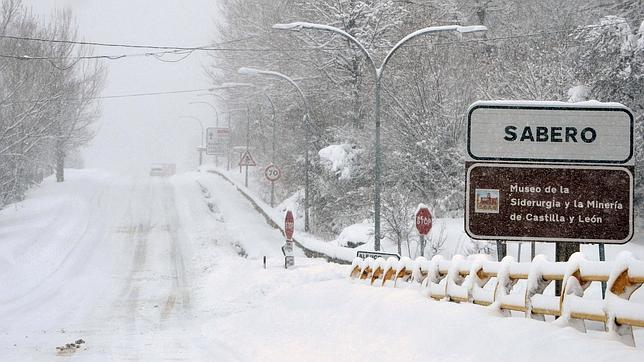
[150,163,176,176]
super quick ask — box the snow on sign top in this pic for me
[467,100,634,164]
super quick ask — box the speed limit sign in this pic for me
[265,164,281,182]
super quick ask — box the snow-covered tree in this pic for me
[210,0,644,237]
[572,16,644,209]
[0,0,105,206]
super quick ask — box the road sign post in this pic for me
[282,210,295,269]
[196,146,206,167]
[415,204,432,256]
[264,164,281,207]
[465,101,634,266]
[238,150,257,187]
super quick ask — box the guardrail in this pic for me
[203,169,351,264]
[350,251,644,346]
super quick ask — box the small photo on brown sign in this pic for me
[474,189,500,214]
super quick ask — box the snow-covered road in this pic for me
[1,173,215,359]
[0,170,289,359]
[1,170,643,361]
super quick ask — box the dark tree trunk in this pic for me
[55,141,65,183]
[496,241,506,261]
[555,242,580,294]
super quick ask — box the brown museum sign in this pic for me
[465,163,633,243]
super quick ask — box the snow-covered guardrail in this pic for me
[350,252,644,346]
[203,169,352,264]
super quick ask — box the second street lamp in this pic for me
[238,67,313,232]
[189,101,220,127]
[273,21,487,250]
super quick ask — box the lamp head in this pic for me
[222,82,252,88]
[272,22,304,31]
[238,67,261,76]
[456,25,487,33]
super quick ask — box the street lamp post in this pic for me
[189,101,220,127]
[237,67,312,232]
[180,115,205,166]
[245,104,251,187]
[273,22,487,250]
[220,108,246,171]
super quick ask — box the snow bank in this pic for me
[318,143,357,180]
[198,167,356,263]
[335,221,372,247]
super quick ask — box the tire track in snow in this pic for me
[162,181,191,320]
[112,177,155,331]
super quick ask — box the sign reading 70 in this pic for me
[265,164,281,182]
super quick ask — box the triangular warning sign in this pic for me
[239,150,257,166]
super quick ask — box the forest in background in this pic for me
[0,0,105,207]
[209,0,644,247]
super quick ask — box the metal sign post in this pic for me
[465,101,634,268]
[238,150,257,187]
[196,146,206,166]
[264,164,281,207]
[282,210,295,269]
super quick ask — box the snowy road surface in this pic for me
[1,170,643,361]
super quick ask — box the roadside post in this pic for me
[496,241,506,261]
[599,242,606,297]
[264,163,281,207]
[415,204,432,256]
[196,146,206,166]
[282,210,295,269]
[464,101,634,294]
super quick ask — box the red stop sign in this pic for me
[285,210,294,240]
[416,207,432,235]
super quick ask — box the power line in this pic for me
[0,48,195,61]
[1,87,220,105]
[0,20,626,56]
[0,21,627,65]
[0,21,628,105]
[0,33,215,51]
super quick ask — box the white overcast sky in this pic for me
[24,0,222,174]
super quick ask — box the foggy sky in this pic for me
[24,0,221,174]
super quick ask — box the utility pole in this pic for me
[245,105,250,187]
